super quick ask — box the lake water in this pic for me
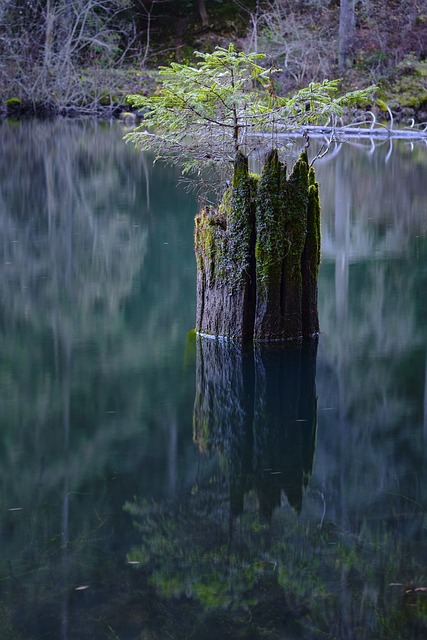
[0,120,426,639]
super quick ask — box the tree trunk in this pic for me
[195,152,257,341]
[43,0,54,73]
[194,149,321,342]
[338,0,356,73]
[302,168,321,337]
[198,0,209,27]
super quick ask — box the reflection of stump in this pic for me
[195,150,320,342]
[193,337,318,519]
[253,341,318,519]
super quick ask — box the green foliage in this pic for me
[5,98,21,106]
[125,44,375,192]
[255,149,286,289]
[379,55,427,111]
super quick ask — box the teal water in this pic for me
[0,121,426,639]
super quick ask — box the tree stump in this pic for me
[195,149,320,342]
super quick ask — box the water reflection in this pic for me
[316,138,427,261]
[193,338,318,518]
[124,138,427,640]
[0,120,199,640]
[124,340,317,638]
[0,122,427,639]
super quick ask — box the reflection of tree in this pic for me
[306,141,427,640]
[314,139,427,514]
[193,338,318,520]
[124,447,427,640]
[317,139,427,261]
[120,339,319,637]
[0,121,198,640]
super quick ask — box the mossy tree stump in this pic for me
[195,149,320,342]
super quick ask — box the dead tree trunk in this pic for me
[194,149,321,342]
[198,0,209,27]
[195,152,257,341]
[338,0,356,73]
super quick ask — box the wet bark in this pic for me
[195,149,321,342]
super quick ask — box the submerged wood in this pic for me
[194,149,320,342]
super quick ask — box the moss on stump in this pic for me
[195,149,320,342]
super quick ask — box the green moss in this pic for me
[255,149,286,291]
[232,151,248,188]
[379,57,427,111]
[195,149,320,341]
[99,95,111,106]
[226,157,256,287]
[183,329,197,369]
[217,186,232,217]
[194,205,229,288]
[283,151,309,268]
[197,152,256,290]
[307,167,321,279]
[5,97,21,106]
[187,328,196,341]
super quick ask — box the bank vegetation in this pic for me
[0,1,426,121]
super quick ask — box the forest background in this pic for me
[1,0,426,121]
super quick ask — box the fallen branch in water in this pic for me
[291,109,426,140]
[250,108,427,141]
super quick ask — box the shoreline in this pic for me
[2,99,426,128]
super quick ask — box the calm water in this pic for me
[0,120,426,639]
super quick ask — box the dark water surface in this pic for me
[0,120,426,639]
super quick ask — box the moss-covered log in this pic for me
[195,148,320,342]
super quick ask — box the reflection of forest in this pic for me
[0,122,199,639]
[0,125,426,640]
[313,139,427,515]
[317,139,427,260]
[0,121,147,496]
[0,121,197,489]
[313,140,427,640]
[0,120,147,322]
[193,338,318,518]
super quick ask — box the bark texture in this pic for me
[195,149,321,342]
[195,153,257,341]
